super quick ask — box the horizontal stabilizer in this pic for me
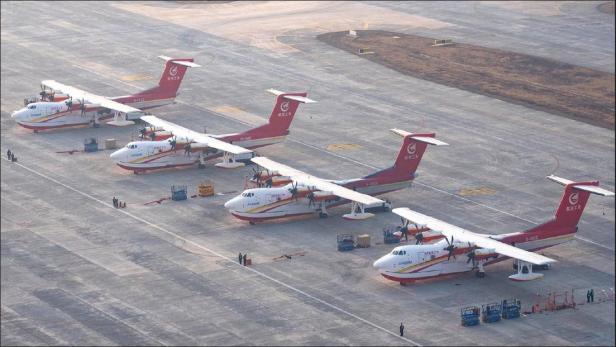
[546,175,576,186]
[390,129,449,146]
[157,55,201,67]
[574,185,615,196]
[547,175,614,196]
[284,95,317,103]
[266,89,316,103]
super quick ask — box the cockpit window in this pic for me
[28,105,37,109]
[126,144,138,149]
[392,250,406,256]
[241,192,254,198]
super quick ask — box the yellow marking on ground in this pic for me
[120,73,154,82]
[459,187,497,197]
[326,143,362,152]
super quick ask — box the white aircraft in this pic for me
[109,89,315,173]
[111,115,254,170]
[11,56,199,131]
[224,156,387,223]
[224,128,447,223]
[373,175,614,283]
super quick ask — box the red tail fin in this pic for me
[525,175,614,234]
[136,57,199,99]
[364,130,448,180]
[240,90,315,138]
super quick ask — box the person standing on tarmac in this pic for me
[399,322,404,336]
[243,253,247,266]
[238,252,243,264]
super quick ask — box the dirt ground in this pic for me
[598,1,615,14]
[318,30,615,129]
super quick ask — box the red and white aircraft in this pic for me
[373,175,614,283]
[10,56,199,131]
[223,129,448,223]
[109,89,315,173]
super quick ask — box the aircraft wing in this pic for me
[251,157,384,206]
[392,208,556,265]
[141,115,252,155]
[41,80,142,115]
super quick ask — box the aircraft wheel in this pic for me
[319,212,328,219]
[133,170,139,175]
[249,221,256,225]
[475,271,485,278]
[399,282,407,286]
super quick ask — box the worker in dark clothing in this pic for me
[113,197,118,208]
[238,252,243,264]
[399,322,404,337]
[590,289,594,303]
[400,225,408,241]
[243,253,247,266]
[7,149,11,160]
[586,290,591,303]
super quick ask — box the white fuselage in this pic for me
[224,180,411,221]
[110,135,286,171]
[11,97,172,130]
[372,231,574,283]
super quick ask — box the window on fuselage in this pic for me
[28,105,36,109]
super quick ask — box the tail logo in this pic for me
[167,65,181,81]
[404,142,419,160]
[277,101,291,117]
[407,143,417,156]
[566,192,581,212]
[568,192,579,205]
[169,65,178,77]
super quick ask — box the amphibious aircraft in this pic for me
[109,89,315,173]
[373,175,614,283]
[11,56,199,131]
[224,129,448,223]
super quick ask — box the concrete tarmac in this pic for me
[2,1,614,346]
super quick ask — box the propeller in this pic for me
[288,182,299,201]
[149,131,156,141]
[184,142,192,155]
[443,235,457,261]
[65,97,73,109]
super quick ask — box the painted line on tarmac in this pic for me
[3,158,422,346]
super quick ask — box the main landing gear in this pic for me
[475,263,486,278]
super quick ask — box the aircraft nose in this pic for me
[11,110,23,120]
[224,196,240,210]
[109,148,124,161]
[373,256,388,270]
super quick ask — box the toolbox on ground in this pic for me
[460,306,480,327]
[198,181,215,197]
[84,138,98,152]
[501,298,521,319]
[383,225,401,244]
[356,234,371,248]
[171,185,188,201]
[337,234,355,251]
[481,302,502,323]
